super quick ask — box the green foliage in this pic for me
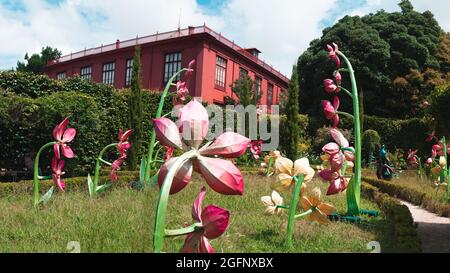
[279,114,309,156]
[427,83,450,137]
[16,46,62,74]
[0,71,172,178]
[128,46,143,170]
[362,181,422,253]
[297,1,443,119]
[362,129,381,165]
[284,66,301,159]
[230,75,255,107]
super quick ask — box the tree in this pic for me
[17,46,61,74]
[284,65,301,159]
[128,46,143,170]
[297,0,443,126]
[230,75,254,107]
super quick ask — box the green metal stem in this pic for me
[338,86,353,98]
[144,68,189,184]
[165,222,203,237]
[285,175,304,248]
[153,149,197,253]
[294,209,313,219]
[92,143,118,197]
[337,51,361,216]
[33,142,56,207]
[337,111,354,120]
[99,158,113,166]
[266,157,274,177]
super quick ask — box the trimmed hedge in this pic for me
[0,72,173,178]
[363,177,450,217]
[362,182,422,253]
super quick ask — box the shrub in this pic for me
[362,129,381,165]
[427,83,450,137]
[279,114,309,155]
[361,182,421,253]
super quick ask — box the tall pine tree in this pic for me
[128,45,143,170]
[285,65,300,159]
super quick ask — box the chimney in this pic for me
[188,26,195,35]
[115,39,120,49]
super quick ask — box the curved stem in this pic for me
[276,205,289,209]
[294,209,313,219]
[33,142,56,207]
[338,86,353,98]
[153,149,197,253]
[337,111,354,120]
[165,222,203,237]
[92,143,118,197]
[99,158,113,166]
[144,68,189,184]
[337,51,361,216]
[285,175,304,248]
[266,157,274,177]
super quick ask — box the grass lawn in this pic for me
[0,173,395,253]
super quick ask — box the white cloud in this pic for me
[0,0,449,76]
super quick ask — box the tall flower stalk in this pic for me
[426,133,449,201]
[322,44,362,215]
[142,60,195,185]
[33,117,76,207]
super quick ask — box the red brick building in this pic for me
[45,25,289,105]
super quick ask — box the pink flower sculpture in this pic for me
[51,156,65,191]
[433,141,450,157]
[109,129,132,182]
[327,43,341,68]
[321,96,340,128]
[407,149,419,166]
[164,146,175,162]
[53,117,76,159]
[319,129,354,195]
[173,60,196,105]
[250,140,263,159]
[181,187,230,253]
[323,79,339,93]
[153,100,250,195]
[425,131,435,142]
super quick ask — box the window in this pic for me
[164,52,182,83]
[255,77,262,103]
[56,72,66,80]
[125,59,133,87]
[267,83,273,106]
[215,55,227,89]
[239,67,248,79]
[102,62,115,85]
[80,66,92,80]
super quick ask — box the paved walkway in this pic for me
[400,200,450,253]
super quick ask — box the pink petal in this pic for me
[197,156,244,195]
[199,132,250,158]
[62,145,74,159]
[53,143,61,159]
[344,150,355,161]
[322,142,340,155]
[61,128,76,143]
[178,100,209,149]
[157,157,193,195]
[192,187,206,222]
[334,71,342,84]
[119,129,133,142]
[330,153,344,172]
[152,117,183,150]
[180,233,214,253]
[319,169,334,181]
[330,128,349,148]
[53,117,68,140]
[52,173,65,192]
[333,114,339,128]
[333,96,340,110]
[326,177,341,195]
[201,205,230,239]
[57,159,65,172]
[321,100,335,120]
[334,55,341,68]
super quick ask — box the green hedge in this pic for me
[0,72,173,177]
[428,84,450,137]
[363,177,450,217]
[361,182,422,253]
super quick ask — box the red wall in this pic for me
[45,34,288,106]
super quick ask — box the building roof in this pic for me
[46,25,289,84]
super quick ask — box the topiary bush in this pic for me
[427,83,450,137]
[362,129,381,166]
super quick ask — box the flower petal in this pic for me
[201,205,230,239]
[271,173,293,192]
[178,100,209,149]
[330,128,349,148]
[192,187,206,222]
[300,196,313,211]
[62,145,74,159]
[322,142,340,155]
[53,117,68,140]
[317,202,336,216]
[61,128,76,143]
[157,157,193,195]
[271,190,283,206]
[199,132,250,158]
[261,196,274,207]
[197,156,244,195]
[274,157,293,175]
[293,158,315,182]
[152,117,183,150]
[326,177,342,195]
[53,143,61,159]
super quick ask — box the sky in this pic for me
[0,0,449,76]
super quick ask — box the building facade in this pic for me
[45,25,289,106]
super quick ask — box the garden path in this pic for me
[400,200,450,253]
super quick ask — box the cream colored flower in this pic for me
[271,157,315,193]
[261,191,284,215]
[300,187,336,225]
[439,156,447,167]
[431,165,442,177]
